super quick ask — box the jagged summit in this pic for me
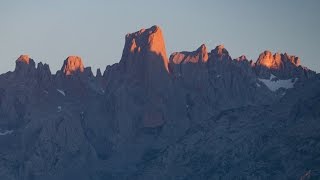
[284,53,301,66]
[1,26,320,180]
[169,44,208,64]
[211,44,229,57]
[61,56,84,75]
[14,54,36,75]
[235,55,248,61]
[96,68,102,78]
[253,50,314,79]
[123,25,167,59]
[16,55,31,64]
[5,27,316,82]
[121,25,169,72]
[15,54,35,67]
[255,51,300,69]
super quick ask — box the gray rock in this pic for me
[0,26,319,180]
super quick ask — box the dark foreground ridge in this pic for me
[0,26,319,180]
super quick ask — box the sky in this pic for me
[0,0,319,74]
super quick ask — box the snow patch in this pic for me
[57,89,65,96]
[259,74,297,92]
[57,106,62,112]
[256,83,261,87]
[216,74,221,78]
[0,130,13,136]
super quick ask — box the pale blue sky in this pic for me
[0,0,319,73]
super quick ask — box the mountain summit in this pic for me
[61,56,84,75]
[254,50,312,79]
[170,44,208,64]
[121,25,169,72]
[14,55,36,76]
[16,55,31,64]
[256,50,301,69]
[0,25,319,180]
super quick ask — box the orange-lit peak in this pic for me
[196,44,209,62]
[169,44,209,64]
[16,55,30,64]
[62,56,84,75]
[212,44,229,57]
[256,51,301,69]
[197,44,207,52]
[284,53,301,66]
[123,25,169,71]
[257,50,274,68]
[124,25,167,58]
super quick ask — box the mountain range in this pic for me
[0,25,319,180]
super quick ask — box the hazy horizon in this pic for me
[1,0,319,74]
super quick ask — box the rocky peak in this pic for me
[123,25,167,58]
[16,55,31,64]
[212,45,229,57]
[235,55,248,62]
[256,51,281,69]
[210,45,232,62]
[96,68,102,78]
[283,53,300,66]
[197,44,209,62]
[37,62,51,75]
[83,67,94,77]
[254,50,314,79]
[255,51,301,69]
[121,25,169,72]
[61,56,84,76]
[14,54,36,75]
[36,62,52,86]
[169,44,208,64]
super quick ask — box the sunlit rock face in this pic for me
[170,44,208,64]
[120,25,170,87]
[256,51,300,69]
[16,55,31,64]
[14,55,36,77]
[120,25,171,84]
[61,56,84,76]
[168,44,210,90]
[0,25,319,180]
[254,51,314,79]
[15,54,35,69]
[102,25,173,133]
[210,44,232,61]
[122,25,168,69]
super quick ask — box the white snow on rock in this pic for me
[259,74,297,92]
[0,130,13,136]
[57,106,62,112]
[57,89,66,96]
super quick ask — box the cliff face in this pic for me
[0,26,319,180]
[254,51,314,79]
[170,44,208,64]
[62,56,85,75]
